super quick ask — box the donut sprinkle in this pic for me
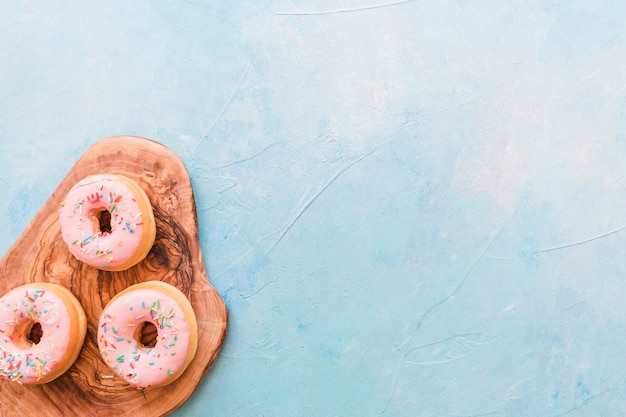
[59,175,147,269]
[0,286,70,383]
[97,288,193,388]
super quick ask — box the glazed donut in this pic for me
[59,174,156,271]
[0,283,87,384]
[97,281,198,389]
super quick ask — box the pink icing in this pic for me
[59,174,145,269]
[0,285,72,383]
[97,287,194,388]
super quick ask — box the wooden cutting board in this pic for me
[0,136,228,416]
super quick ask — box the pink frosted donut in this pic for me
[0,283,87,384]
[59,174,156,271]
[97,281,198,389]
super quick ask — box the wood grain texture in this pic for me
[0,136,228,416]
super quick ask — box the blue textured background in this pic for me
[3,1,626,416]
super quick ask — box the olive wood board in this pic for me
[0,136,229,416]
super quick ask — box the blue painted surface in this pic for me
[2,1,626,416]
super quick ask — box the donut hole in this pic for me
[135,321,158,349]
[96,209,113,234]
[29,322,43,344]
[14,319,43,348]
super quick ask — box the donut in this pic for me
[0,283,87,384]
[59,174,156,271]
[97,281,198,389]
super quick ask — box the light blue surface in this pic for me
[2,1,626,416]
